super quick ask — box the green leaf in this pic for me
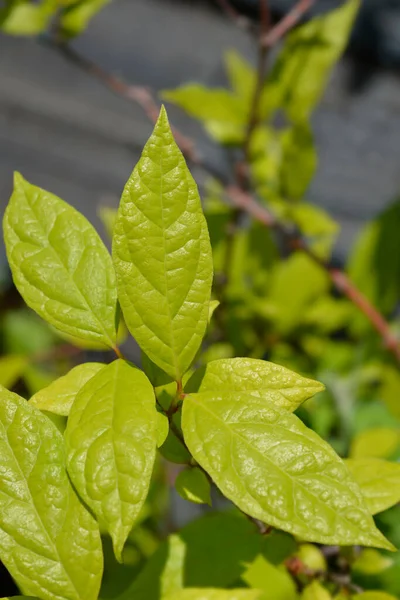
[1,597,40,600]
[225,49,256,102]
[290,202,339,260]
[353,593,398,600]
[3,309,56,356]
[268,254,329,333]
[175,467,211,505]
[348,198,400,316]
[156,411,169,447]
[65,359,158,561]
[186,358,324,412]
[268,0,360,121]
[0,386,103,600]
[297,544,327,572]
[3,173,118,348]
[162,84,246,124]
[60,0,111,37]
[380,366,400,420]
[350,428,400,460]
[280,122,317,200]
[113,107,213,380]
[116,533,186,600]
[0,355,28,389]
[352,549,393,575]
[182,392,394,550]
[98,206,118,240]
[29,362,105,416]
[242,555,298,600]
[167,591,262,600]
[301,582,331,600]
[345,458,400,515]
[208,300,220,324]
[0,2,52,35]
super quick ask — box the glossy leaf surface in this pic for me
[3,174,118,348]
[0,386,103,600]
[186,358,324,412]
[113,107,213,379]
[175,467,211,505]
[65,360,157,561]
[29,362,105,416]
[182,392,393,549]
[346,458,400,515]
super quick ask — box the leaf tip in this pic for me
[158,104,170,127]
[13,171,25,189]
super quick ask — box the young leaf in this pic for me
[182,392,394,550]
[280,122,317,200]
[175,467,211,505]
[354,594,398,600]
[113,107,213,380]
[268,0,360,121]
[60,0,111,37]
[156,411,169,447]
[29,362,105,416]
[350,428,400,460]
[116,533,186,600]
[352,549,393,575]
[242,555,298,600]
[65,359,158,561]
[345,458,400,515]
[3,174,118,348]
[162,85,246,125]
[185,358,324,412]
[0,386,103,600]
[224,49,256,102]
[166,590,262,600]
[302,581,331,600]
[0,354,28,389]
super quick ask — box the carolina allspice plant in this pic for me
[0,107,395,600]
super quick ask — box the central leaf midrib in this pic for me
[187,395,376,540]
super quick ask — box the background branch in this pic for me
[41,10,400,365]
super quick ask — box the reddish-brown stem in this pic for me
[261,0,317,47]
[46,39,198,163]
[113,345,124,360]
[42,28,400,366]
[214,0,255,32]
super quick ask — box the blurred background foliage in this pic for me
[1,0,400,599]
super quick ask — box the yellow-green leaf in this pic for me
[302,582,331,600]
[65,360,158,561]
[175,467,211,505]
[186,358,324,412]
[225,49,256,103]
[3,173,118,348]
[182,392,394,550]
[242,555,298,600]
[0,386,103,600]
[166,591,262,600]
[350,428,400,459]
[345,458,400,515]
[156,411,169,447]
[163,85,246,124]
[113,107,213,380]
[352,549,393,575]
[0,354,28,389]
[29,362,105,416]
[60,0,111,37]
[268,0,360,121]
[353,593,398,600]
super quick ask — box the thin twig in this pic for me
[41,37,198,162]
[227,185,400,362]
[261,0,317,47]
[41,33,400,365]
[214,0,255,32]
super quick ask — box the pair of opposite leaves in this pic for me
[0,107,395,600]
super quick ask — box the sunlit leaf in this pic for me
[345,458,400,515]
[0,386,103,600]
[182,392,394,549]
